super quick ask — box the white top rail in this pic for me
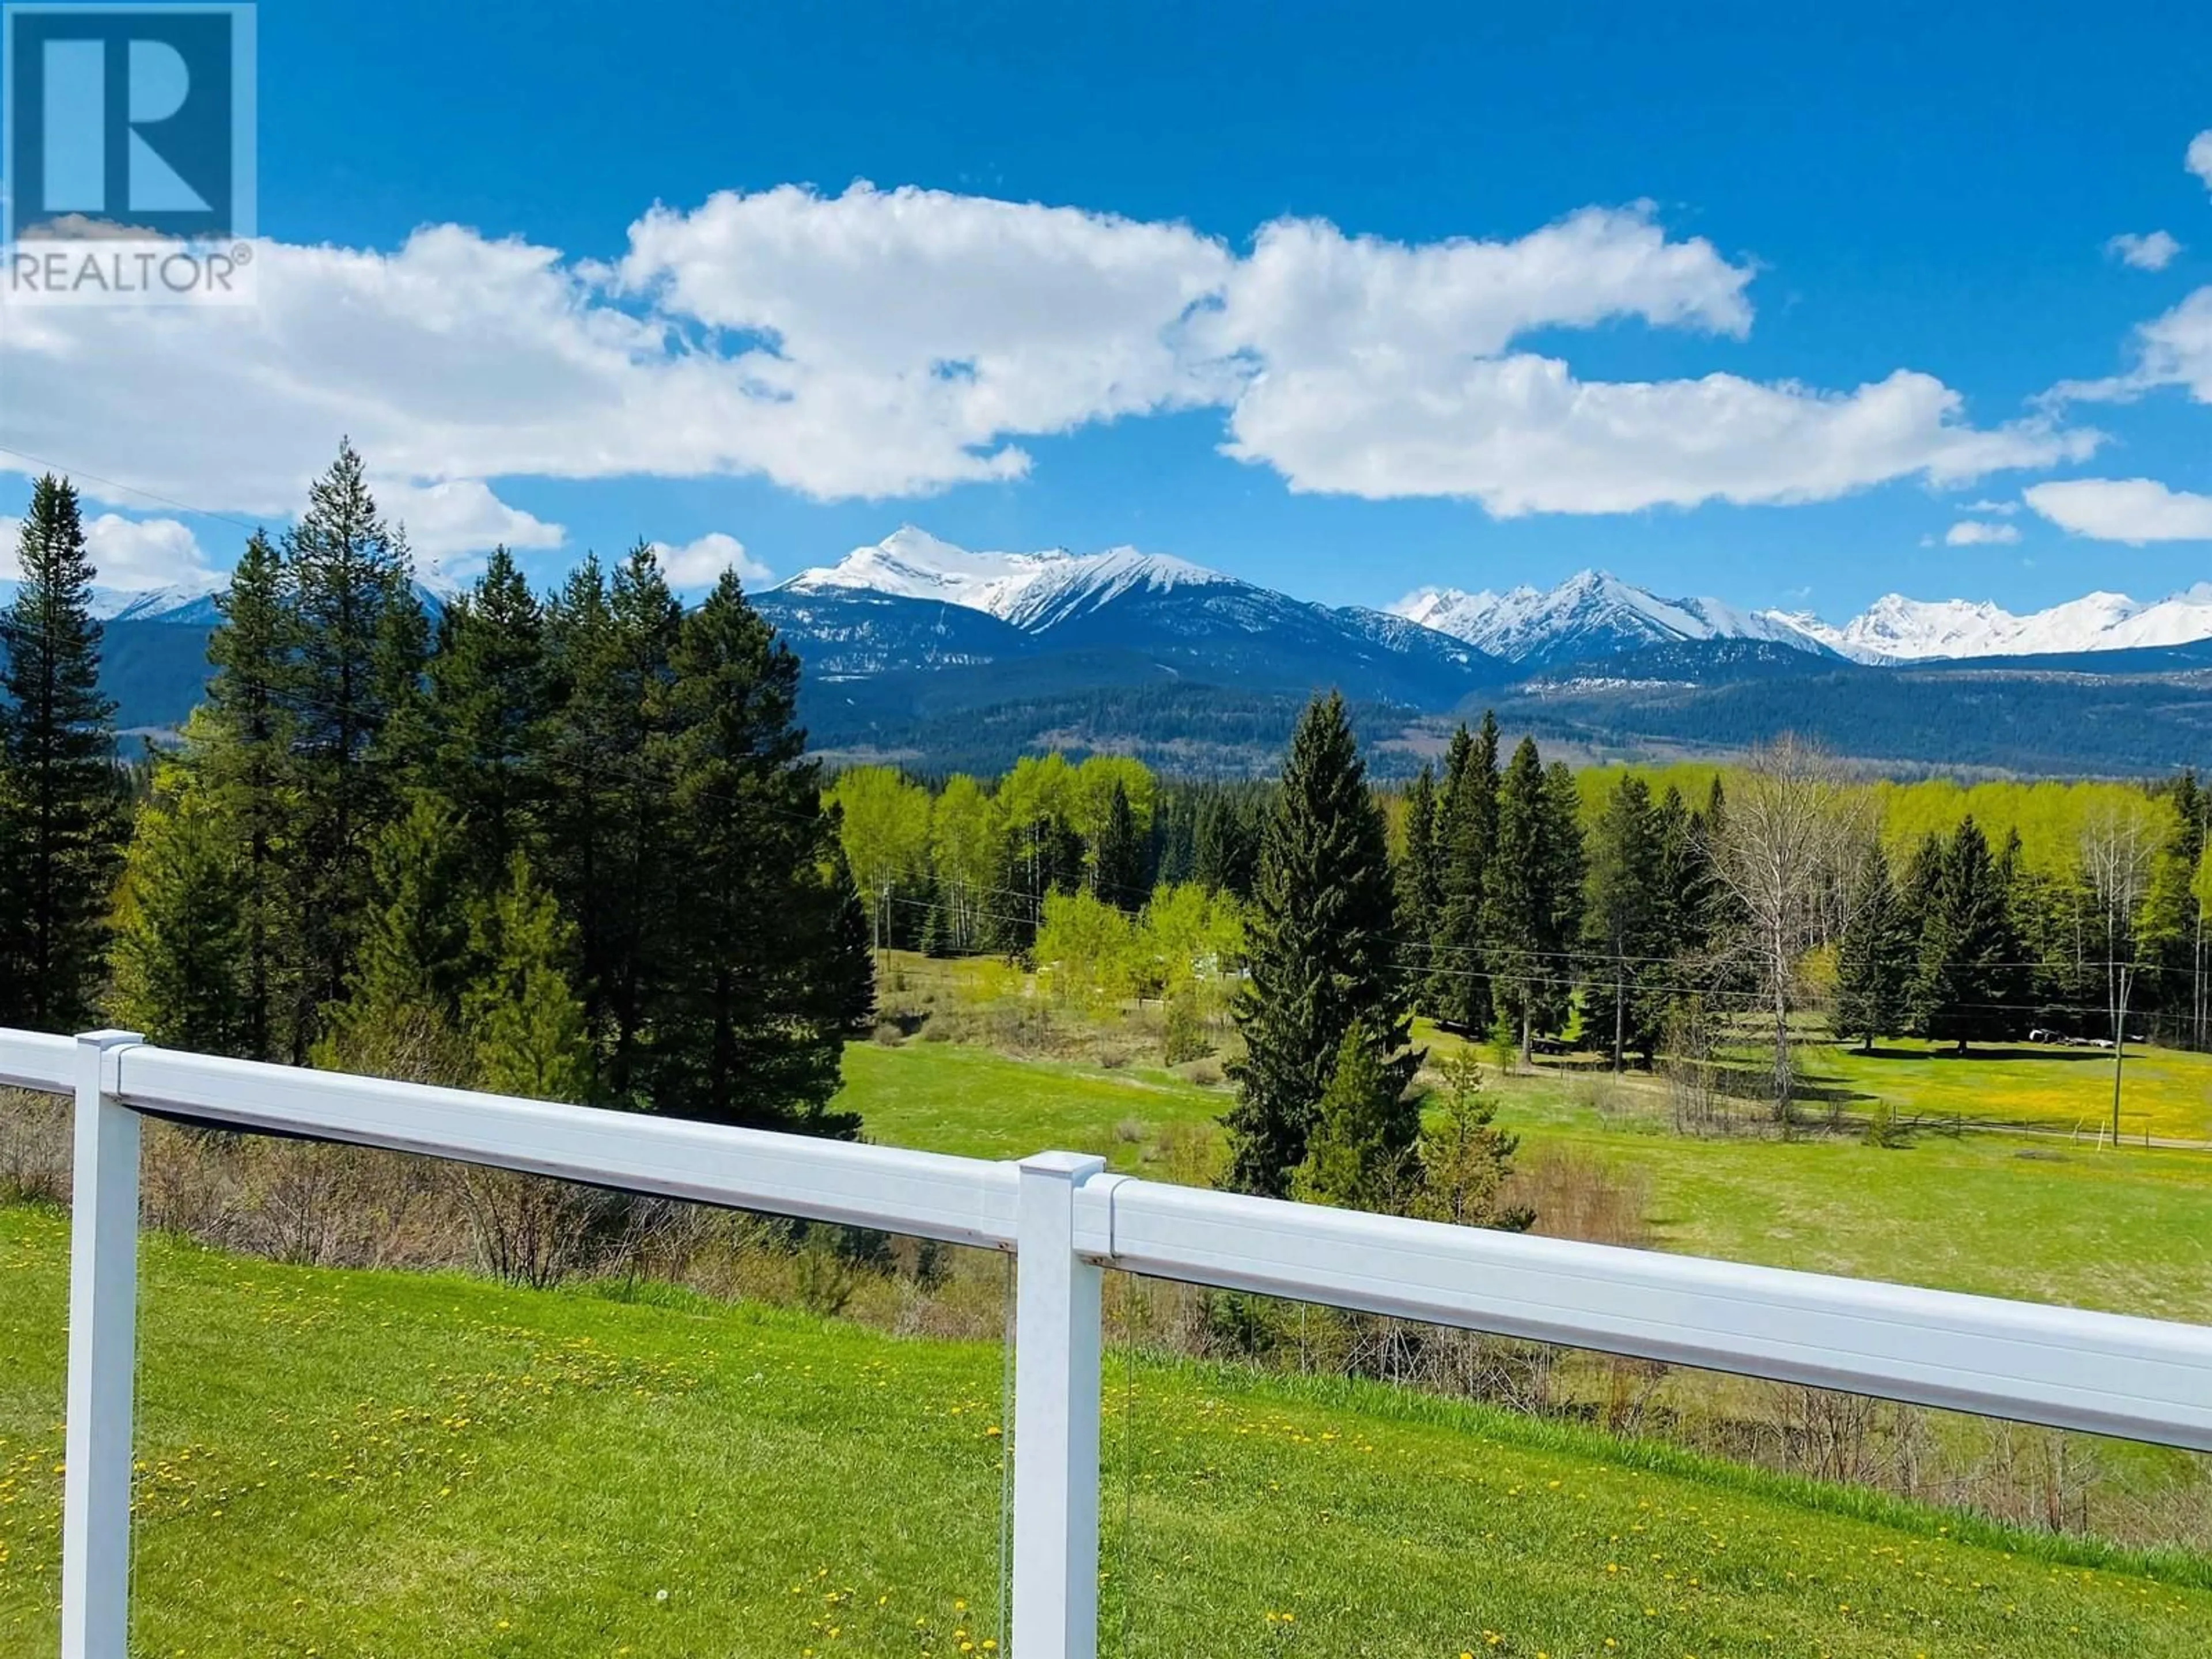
[7,1033,2210,1449]
[114,1045,1022,1250]
[1077,1177,2212,1450]
[0,1028,74,1093]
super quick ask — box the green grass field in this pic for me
[3,1205,2209,1657]
[1799,1041,2212,1143]
[835,1039,2212,1321]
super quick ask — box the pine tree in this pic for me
[1911,817,2022,1053]
[652,570,869,1134]
[0,475,122,1030]
[109,751,249,1055]
[467,852,593,1104]
[1093,779,1145,911]
[282,441,427,1051]
[202,528,297,1059]
[427,546,554,891]
[1483,737,1582,1065]
[1834,841,1914,1052]
[1224,692,1415,1198]
[557,543,682,1099]
[1396,764,1442,954]
[1428,717,1501,1030]
[1193,793,1257,899]
[315,793,475,1083]
[1292,1021,1421,1213]
[1582,774,1667,1069]
[1411,1051,1532,1232]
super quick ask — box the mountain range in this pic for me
[1391,570,2212,665]
[12,528,2212,775]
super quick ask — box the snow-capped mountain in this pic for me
[779,525,1236,630]
[1772,584,2212,663]
[1393,570,2212,666]
[1392,570,1829,665]
[774,527,1494,706]
[0,579,225,624]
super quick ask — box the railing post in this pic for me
[61,1030,143,1659]
[1012,1152,1105,1659]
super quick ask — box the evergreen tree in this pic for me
[427,546,554,892]
[202,528,297,1059]
[0,474,122,1030]
[2194,841,2212,1051]
[1395,763,1442,950]
[1833,840,1915,1052]
[1411,1051,1533,1232]
[1582,774,1668,1069]
[1911,817,2022,1052]
[1482,738,1583,1065]
[467,852,593,1103]
[1093,779,1145,911]
[650,570,869,1135]
[570,544,683,1097]
[281,441,427,1050]
[1224,692,1415,1198]
[109,752,249,1055]
[1292,1021,1421,1213]
[1194,793,1258,899]
[313,793,475,1084]
[1428,716,1499,1029]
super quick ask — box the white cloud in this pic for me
[1943,519,2021,546]
[2024,476,2212,543]
[1960,498,2020,514]
[0,510,219,590]
[2048,284,2212,405]
[370,478,563,559]
[1222,357,2089,514]
[1199,204,1753,368]
[0,513,220,597]
[2190,131,2212,191]
[84,513,222,589]
[2107,230,2182,271]
[650,532,773,589]
[0,184,2092,527]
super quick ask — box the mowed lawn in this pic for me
[837,1040,2212,1321]
[3,1206,2209,1657]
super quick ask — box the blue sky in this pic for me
[6,0,2212,618]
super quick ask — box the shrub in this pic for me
[1163,994,1212,1065]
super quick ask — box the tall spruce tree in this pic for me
[427,546,554,892]
[581,544,683,1097]
[1834,840,1915,1052]
[1193,793,1257,899]
[281,441,427,1051]
[1224,692,1414,1198]
[203,528,297,1058]
[1395,764,1442,958]
[1911,817,2022,1053]
[1093,779,1145,911]
[0,475,122,1030]
[1582,774,1668,1070]
[1483,738,1584,1065]
[651,569,869,1135]
[1430,713,1500,1031]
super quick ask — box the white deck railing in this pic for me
[9,1026,2212,1659]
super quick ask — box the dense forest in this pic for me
[3,451,872,1137]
